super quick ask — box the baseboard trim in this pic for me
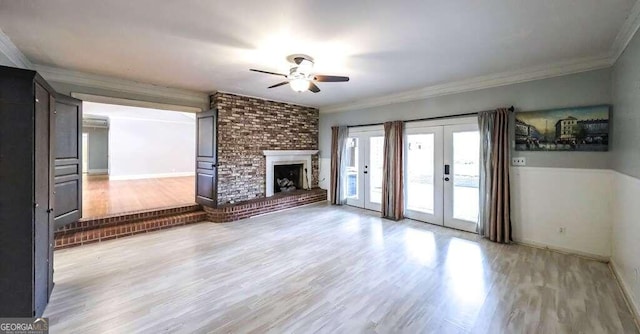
[109,172,194,180]
[87,169,108,175]
[609,260,640,332]
[514,239,610,263]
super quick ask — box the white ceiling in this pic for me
[0,0,635,108]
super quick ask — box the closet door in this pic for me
[34,83,52,316]
[54,95,83,227]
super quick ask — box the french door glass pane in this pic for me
[407,134,435,214]
[345,138,359,199]
[369,137,384,204]
[452,131,480,222]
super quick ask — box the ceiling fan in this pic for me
[250,54,349,93]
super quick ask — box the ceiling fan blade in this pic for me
[309,82,321,93]
[268,81,289,89]
[313,75,350,82]
[250,69,288,77]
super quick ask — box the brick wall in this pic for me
[211,92,319,205]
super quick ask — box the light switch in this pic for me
[512,157,526,166]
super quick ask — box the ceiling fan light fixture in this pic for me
[290,78,310,92]
[250,54,349,94]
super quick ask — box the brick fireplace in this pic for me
[210,92,320,205]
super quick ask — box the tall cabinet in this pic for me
[0,66,56,317]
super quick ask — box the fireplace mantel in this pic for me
[263,150,319,156]
[263,150,318,197]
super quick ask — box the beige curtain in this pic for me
[478,108,511,243]
[330,126,349,205]
[381,121,404,220]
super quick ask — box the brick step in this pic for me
[55,209,207,250]
[57,204,202,235]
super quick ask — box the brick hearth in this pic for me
[204,188,327,223]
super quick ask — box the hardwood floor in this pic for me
[45,203,638,333]
[82,175,195,218]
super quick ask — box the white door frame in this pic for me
[443,123,480,233]
[403,125,444,225]
[345,136,364,208]
[404,117,479,233]
[346,126,384,211]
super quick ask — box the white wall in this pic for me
[611,24,640,319]
[510,167,612,259]
[83,102,196,180]
[611,171,640,317]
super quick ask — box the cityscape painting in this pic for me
[515,105,610,151]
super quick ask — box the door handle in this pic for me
[444,164,450,175]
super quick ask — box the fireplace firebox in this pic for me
[273,163,304,193]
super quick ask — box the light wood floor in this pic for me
[82,175,195,218]
[46,203,638,333]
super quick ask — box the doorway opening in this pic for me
[81,102,197,219]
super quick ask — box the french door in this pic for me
[345,127,384,211]
[404,118,480,233]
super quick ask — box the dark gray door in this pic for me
[195,109,217,207]
[34,83,51,316]
[53,95,82,228]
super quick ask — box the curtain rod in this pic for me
[347,105,515,128]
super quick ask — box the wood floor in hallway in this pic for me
[82,175,195,218]
[45,203,638,333]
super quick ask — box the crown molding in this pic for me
[34,64,209,108]
[611,0,640,62]
[320,55,612,113]
[0,28,33,69]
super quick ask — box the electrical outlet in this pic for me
[512,157,526,166]
[559,227,566,234]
